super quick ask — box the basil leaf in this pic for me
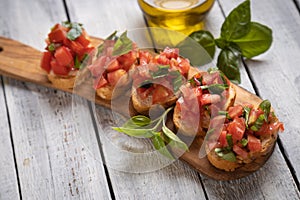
[48,43,55,52]
[129,115,152,127]
[232,22,273,58]
[150,65,169,79]
[243,106,251,128]
[106,30,118,40]
[170,71,183,92]
[112,31,133,56]
[221,0,251,40]
[152,134,174,160]
[188,30,216,58]
[67,22,82,41]
[218,111,231,119]
[226,134,233,148]
[217,48,241,84]
[162,125,188,151]
[74,56,81,69]
[112,127,154,138]
[250,114,265,132]
[259,100,271,122]
[241,138,248,147]
[222,152,236,162]
[201,84,229,94]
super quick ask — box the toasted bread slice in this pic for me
[47,74,76,89]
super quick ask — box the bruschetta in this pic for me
[205,101,284,171]
[88,32,138,100]
[131,47,191,114]
[40,22,95,89]
[173,69,236,137]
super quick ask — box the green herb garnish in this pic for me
[241,138,248,147]
[65,22,83,41]
[200,84,229,94]
[214,148,236,162]
[218,110,231,119]
[259,100,271,122]
[113,107,188,159]
[48,43,55,52]
[112,31,133,56]
[150,65,169,79]
[250,114,265,132]
[188,0,272,84]
[243,106,251,128]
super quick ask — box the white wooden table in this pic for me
[1,0,300,199]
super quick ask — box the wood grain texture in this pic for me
[219,0,300,186]
[0,78,20,200]
[0,0,111,199]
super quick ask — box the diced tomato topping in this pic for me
[247,134,262,152]
[200,94,221,105]
[106,60,121,72]
[228,105,244,119]
[40,52,53,73]
[219,131,228,147]
[162,47,179,59]
[139,51,153,65]
[137,87,153,100]
[50,59,70,76]
[233,144,248,159]
[54,46,74,67]
[152,85,172,104]
[107,69,127,86]
[48,24,67,43]
[227,117,246,142]
[177,57,190,76]
[75,34,91,47]
[94,76,108,89]
[117,51,137,71]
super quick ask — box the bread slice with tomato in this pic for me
[173,69,236,137]
[88,32,138,100]
[205,101,284,171]
[40,22,95,89]
[131,48,191,115]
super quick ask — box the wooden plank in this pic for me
[219,0,300,183]
[66,0,207,198]
[0,0,111,199]
[200,0,300,199]
[0,78,20,199]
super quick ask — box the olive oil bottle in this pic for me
[138,0,215,35]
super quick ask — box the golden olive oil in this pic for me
[138,0,215,35]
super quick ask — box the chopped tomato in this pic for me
[139,51,153,65]
[219,131,228,147]
[200,94,221,105]
[54,46,74,67]
[75,34,91,47]
[48,24,67,43]
[94,76,108,89]
[233,144,248,159]
[177,57,190,76]
[40,52,53,73]
[227,117,245,142]
[228,105,244,119]
[162,47,179,59]
[152,85,172,104]
[107,69,126,86]
[50,60,70,75]
[117,51,137,71]
[247,134,262,152]
[137,87,153,100]
[106,60,121,72]
[156,54,170,65]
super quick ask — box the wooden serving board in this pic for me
[0,36,275,180]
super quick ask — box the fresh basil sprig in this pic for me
[112,107,188,159]
[250,100,271,131]
[188,0,272,84]
[112,31,134,56]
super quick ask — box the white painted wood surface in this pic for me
[0,77,20,200]
[0,0,300,199]
[0,0,111,199]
